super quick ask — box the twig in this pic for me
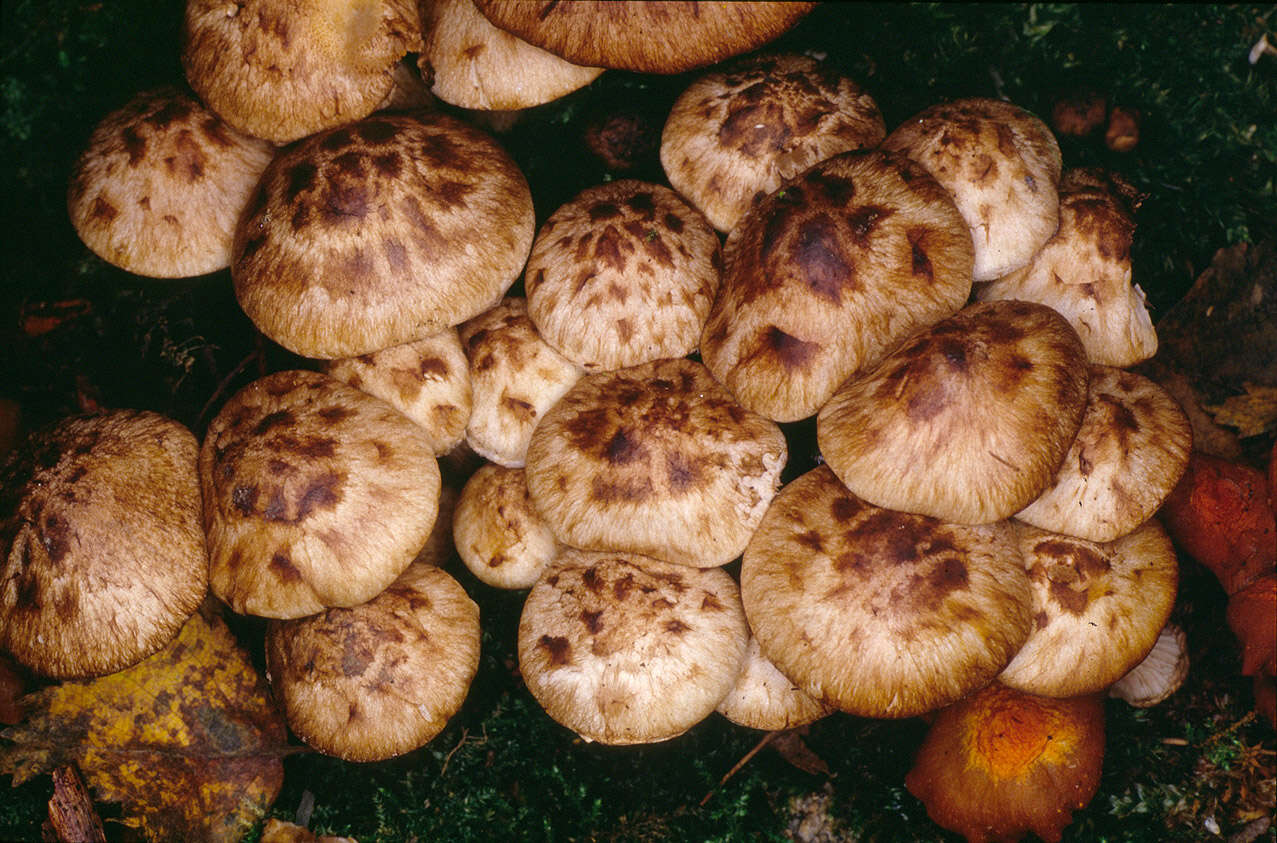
[196,346,262,429]
[440,727,470,777]
[699,730,779,807]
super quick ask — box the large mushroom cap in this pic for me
[232,111,535,359]
[0,410,208,679]
[517,549,749,744]
[882,97,1062,281]
[700,148,974,422]
[453,463,559,590]
[265,562,480,761]
[66,86,276,279]
[661,53,886,233]
[182,0,424,143]
[472,1,816,74]
[200,369,441,619]
[740,466,1033,719]
[817,299,1090,524]
[524,357,787,568]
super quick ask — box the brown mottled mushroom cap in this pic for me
[458,298,584,467]
[715,635,833,731]
[324,329,472,456]
[265,563,479,761]
[1109,622,1189,707]
[661,53,886,233]
[817,299,1089,524]
[200,369,441,619]
[740,466,1032,719]
[66,87,275,279]
[517,549,749,744]
[524,180,722,372]
[453,463,559,589]
[232,111,534,359]
[701,149,974,423]
[997,522,1178,698]
[182,0,424,143]
[0,411,208,679]
[882,97,1062,281]
[473,1,816,74]
[524,358,787,568]
[421,0,604,111]
[1015,365,1192,542]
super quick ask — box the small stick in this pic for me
[699,730,779,807]
[440,727,470,777]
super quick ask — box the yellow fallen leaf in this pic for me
[1205,383,1277,438]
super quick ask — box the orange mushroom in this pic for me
[1226,572,1276,680]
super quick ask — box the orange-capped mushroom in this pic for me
[1226,572,1276,679]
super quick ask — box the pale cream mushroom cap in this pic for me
[517,549,749,744]
[715,635,833,731]
[453,463,558,590]
[1109,622,1189,707]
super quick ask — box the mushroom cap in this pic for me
[524,357,787,568]
[715,635,833,731]
[817,299,1090,524]
[997,521,1179,698]
[472,1,816,74]
[740,466,1033,719]
[975,172,1157,367]
[882,97,1062,281]
[660,53,886,233]
[524,179,723,372]
[517,549,749,744]
[421,0,604,111]
[66,86,276,279]
[0,411,208,679]
[200,369,441,619]
[453,463,559,590]
[232,111,535,359]
[905,683,1106,843]
[457,298,584,468]
[1015,365,1192,542]
[323,329,473,456]
[182,0,424,143]
[700,148,975,422]
[265,562,479,761]
[1109,622,1189,708]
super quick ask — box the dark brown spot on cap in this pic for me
[664,619,690,635]
[538,635,572,666]
[845,204,892,245]
[795,215,854,302]
[356,120,398,145]
[122,127,147,165]
[269,551,303,583]
[762,327,819,371]
[604,429,645,465]
[580,609,604,634]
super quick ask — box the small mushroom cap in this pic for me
[817,299,1090,525]
[200,369,441,619]
[517,549,749,744]
[882,97,1062,281]
[453,463,559,590]
[421,0,604,111]
[1015,365,1192,543]
[66,87,276,279]
[715,636,833,731]
[0,411,208,679]
[700,148,974,422]
[458,298,584,468]
[265,562,479,761]
[324,329,473,456]
[524,180,722,372]
[182,0,424,143]
[1109,622,1189,707]
[997,521,1179,698]
[661,53,886,233]
[740,466,1033,719]
[473,1,816,74]
[232,111,535,359]
[525,358,787,568]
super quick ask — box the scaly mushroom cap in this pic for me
[517,549,749,744]
[661,53,886,233]
[265,563,479,761]
[817,299,1089,524]
[524,358,787,568]
[0,411,207,679]
[420,0,604,111]
[232,111,534,359]
[905,683,1106,843]
[472,1,816,74]
[997,521,1178,698]
[1016,365,1192,542]
[458,298,584,468]
[882,97,1062,281]
[1110,622,1189,708]
[324,329,473,456]
[66,87,275,279]
[182,0,424,143]
[715,635,833,731]
[524,180,722,372]
[740,466,1032,719]
[701,149,974,422]
[453,463,559,590]
[200,369,441,619]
